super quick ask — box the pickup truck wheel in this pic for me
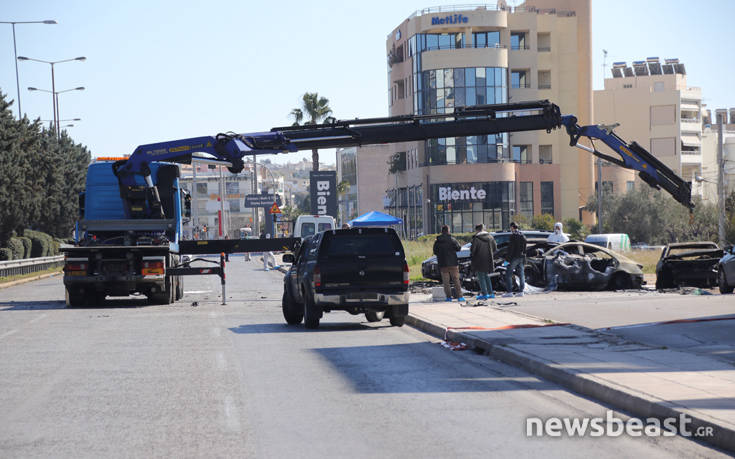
[282,289,304,325]
[365,311,385,322]
[389,306,407,327]
[303,288,321,329]
[66,288,85,308]
[720,268,734,294]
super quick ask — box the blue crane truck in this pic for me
[61,100,694,307]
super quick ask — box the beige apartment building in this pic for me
[594,58,704,196]
[351,1,593,237]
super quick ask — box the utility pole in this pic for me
[718,113,726,245]
[597,158,603,233]
[192,161,198,238]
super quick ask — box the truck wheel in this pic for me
[66,288,85,308]
[720,268,734,294]
[389,306,407,327]
[365,311,385,322]
[176,276,184,300]
[303,287,321,329]
[150,275,173,305]
[282,288,304,325]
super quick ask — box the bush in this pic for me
[18,237,32,258]
[530,214,555,231]
[24,230,54,257]
[0,248,12,261]
[7,238,24,259]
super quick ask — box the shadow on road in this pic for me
[0,297,152,311]
[229,321,383,334]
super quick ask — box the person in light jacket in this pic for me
[470,224,497,300]
[547,222,569,243]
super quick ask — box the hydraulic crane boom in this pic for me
[112,100,693,218]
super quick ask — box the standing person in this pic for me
[470,224,497,300]
[503,222,527,297]
[433,225,465,302]
[547,222,569,243]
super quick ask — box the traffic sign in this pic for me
[269,202,282,214]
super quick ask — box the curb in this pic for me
[405,312,735,452]
[0,271,62,290]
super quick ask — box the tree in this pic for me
[289,92,332,172]
[530,214,555,231]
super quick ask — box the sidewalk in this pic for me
[407,294,735,451]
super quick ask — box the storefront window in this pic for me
[520,182,533,221]
[430,182,515,233]
[541,182,554,216]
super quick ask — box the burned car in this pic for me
[420,231,552,281]
[718,246,735,294]
[525,242,644,290]
[655,242,723,290]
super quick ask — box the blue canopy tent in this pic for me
[348,211,403,227]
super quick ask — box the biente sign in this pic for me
[438,185,486,201]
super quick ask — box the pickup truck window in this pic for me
[321,234,403,257]
[318,222,333,232]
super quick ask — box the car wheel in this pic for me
[389,306,407,327]
[66,288,85,308]
[282,288,304,325]
[720,267,734,294]
[303,287,321,329]
[655,269,674,290]
[365,310,385,322]
[611,273,633,290]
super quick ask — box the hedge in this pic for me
[7,238,24,260]
[22,230,55,257]
[0,248,12,261]
[18,237,32,258]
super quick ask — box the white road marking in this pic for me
[185,290,212,294]
[28,313,47,324]
[216,351,227,371]
[0,329,18,340]
[223,395,241,432]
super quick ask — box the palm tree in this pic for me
[289,92,332,171]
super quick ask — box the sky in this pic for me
[1,0,731,166]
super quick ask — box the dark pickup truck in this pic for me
[281,227,410,329]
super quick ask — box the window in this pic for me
[195,183,207,195]
[650,137,676,157]
[626,181,635,192]
[539,145,552,164]
[510,31,527,50]
[654,81,665,92]
[472,31,500,48]
[541,182,554,216]
[623,84,633,89]
[226,181,239,195]
[537,32,551,52]
[537,70,551,89]
[512,145,530,163]
[415,33,464,51]
[520,182,533,220]
[596,181,614,194]
[228,199,240,212]
[651,105,676,126]
[511,70,529,88]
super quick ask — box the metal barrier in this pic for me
[0,255,64,279]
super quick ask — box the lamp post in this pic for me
[28,86,84,139]
[0,20,57,118]
[17,56,86,136]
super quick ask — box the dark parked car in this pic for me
[717,245,735,294]
[421,231,553,281]
[282,228,409,329]
[655,242,723,290]
[525,242,644,290]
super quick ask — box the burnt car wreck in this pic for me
[525,242,644,291]
[655,242,723,290]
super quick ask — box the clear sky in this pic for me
[1,0,731,166]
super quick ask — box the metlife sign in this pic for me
[310,171,337,218]
[431,13,468,25]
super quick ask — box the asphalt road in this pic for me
[0,255,725,458]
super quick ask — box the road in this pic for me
[0,255,725,457]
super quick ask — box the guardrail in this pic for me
[0,255,64,279]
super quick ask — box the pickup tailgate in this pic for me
[318,230,406,291]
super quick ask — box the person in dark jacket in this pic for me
[433,225,465,302]
[470,224,497,300]
[504,221,527,297]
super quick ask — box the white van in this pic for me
[585,233,632,252]
[294,215,336,238]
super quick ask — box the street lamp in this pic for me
[28,86,84,138]
[17,56,86,136]
[0,19,57,118]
